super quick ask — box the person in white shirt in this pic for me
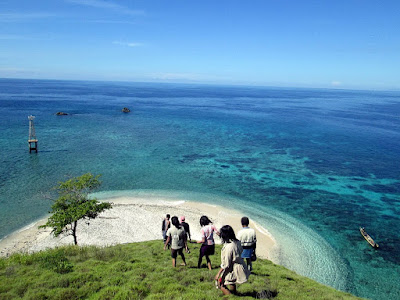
[164,216,189,267]
[236,216,257,271]
[214,225,249,295]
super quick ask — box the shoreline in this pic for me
[0,197,279,262]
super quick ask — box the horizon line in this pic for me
[0,76,399,93]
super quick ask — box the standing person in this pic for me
[180,216,191,241]
[215,225,249,295]
[163,216,189,267]
[197,215,220,270]
[237,216,257,271]
[161,214,171,247]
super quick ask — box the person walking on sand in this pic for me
[197,215,220,270]
[164,216,189,267]
[237,216,257,271]
[215,225,249,295]
[162,214,171,247]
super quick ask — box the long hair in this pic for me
[199,215,212,227]
[220,225,237,243]
[171,216,180,229]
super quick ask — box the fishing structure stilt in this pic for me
[28,115,38,153]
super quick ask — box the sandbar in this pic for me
[0,197,278,262]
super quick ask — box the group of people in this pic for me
[161,214,257,295]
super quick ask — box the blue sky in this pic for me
[1,0,399,90]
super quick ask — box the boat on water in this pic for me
[360,227,379,248]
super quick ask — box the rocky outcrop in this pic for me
[56,112,68,116]
[122,107,131,113]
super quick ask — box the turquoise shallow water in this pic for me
[0,79,399,299]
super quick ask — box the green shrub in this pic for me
[127,282,150,298]
[37,249,73,274]
[9,253,35,265]
[14,281,30,297]
[111,261,132,272]
[0,279,12,294]
[92,247,118,261]
[24,288,49,300]
[68,273,100,289]
[81,281,104,296]
[0,292,17,300]
[91,286,120,300]
[4,265,17,276]
[108,275,127,286]
[50,287,79,300]
[113,287,144,300]
[54,276,71,288]
[0,258,6,269]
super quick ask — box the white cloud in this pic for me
[66,0,145,16]
[112,41,144,47]
[331,81,342,87]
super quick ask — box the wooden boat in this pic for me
[360,227,379,248]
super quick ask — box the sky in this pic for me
[0,0,399,90]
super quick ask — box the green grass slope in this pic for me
[0,240,362,299]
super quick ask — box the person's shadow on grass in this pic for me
[237,289,278,299]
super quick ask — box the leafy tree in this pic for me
[40,173,112,245]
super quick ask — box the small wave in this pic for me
[254,222,277,244]
[16,221,38,233]
[247,204,351,291]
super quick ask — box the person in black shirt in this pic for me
[162,214,171,248]
[180,216,191,253]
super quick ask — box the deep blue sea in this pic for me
[0,78,399,299]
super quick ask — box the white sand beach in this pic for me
[0,197,279,262]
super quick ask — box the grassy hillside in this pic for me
[0,240,362,299]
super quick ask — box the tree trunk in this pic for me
[72,220,78,245]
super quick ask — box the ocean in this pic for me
[0,78,399,299]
